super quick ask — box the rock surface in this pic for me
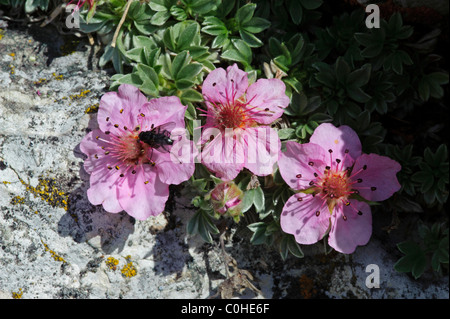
[0,22,448,300]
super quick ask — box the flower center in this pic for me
[104,131,151,167]
[214,100,252,130]
[318,170,351,200]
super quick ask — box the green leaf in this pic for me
[253,186,265,212]
[239,29,263,47]
[394,241,427,279]
[221,39,252,67]
[248,222,268,245]
[241,189,255,213]
[241,17,271,34]
[176,63,203,81]
[236,3,256,25]
[288,0,303,25]
[301,0,323,10]
[347,64,371,87]
[171,51,189,79]
[177,22,199,51]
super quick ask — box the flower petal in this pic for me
[328,200,372,254]
[278,141,328,190]
[98,84,148,134]
[309,123,362,166]
[140,96,187,131]
[80,130,113,174]
[201,131,245,181]
[117,165,169,220]
[153,143,196,185]
[87,170,123,213]
[243,126,281,176]
[351,153,401,201]
[281,193,331,245]
[245,78,290,124]
[202,64,248,105]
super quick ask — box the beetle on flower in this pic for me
[278,123,401,254]
[80,84,195,220]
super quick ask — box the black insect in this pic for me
[138,126,173,152]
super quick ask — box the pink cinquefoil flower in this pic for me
[80,84,195,220]
[199,64,290,181]
[278,123,401,254]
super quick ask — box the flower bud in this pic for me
[210,182,244,222]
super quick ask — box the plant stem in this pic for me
[111,0,134,48]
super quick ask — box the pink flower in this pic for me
[278,123,401,254]
[80,84,195,220]
[69,0,95,11]
[199,64,290,181]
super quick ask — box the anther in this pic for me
[363,165,367,170]
[343,215,348,221]
[95,136,99,140]
[296,174,302,178]
[297,197,303,202]
[120,174,124,177]
[308,161,314,166]
[336,159,341,163]
[144,181,149,184]
[357,178,363,183]
[105,131,110,135]
[94,154,98,159]
[135,126,140,131]
[328,149,333,153]
[357,211,363,215]
[105,151,110,155]
[315,211,320,216]
[325,166,331,170]
[107,166,112,170]
[120,109,124,114]
[124,126,128,130]
[345,201,350,206]
[344,149,349,153]
[131,170,136,174]
[106,117,110,121]
[140,113,145,117]
[371,187,377,191]
[314,173,318,177]
[115,165,120,170]
[212,82,216,86]
[114,124,119,128]
[309,181,314,186]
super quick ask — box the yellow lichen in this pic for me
[41,240,67,263]
[10,195,25,205]
[85,103,99,114]
[121,255,137,278]
[12,289,23,299]
[19,176,69,211]
[69,89,91,100]
[105,257,119,271]
[52,72,64,80]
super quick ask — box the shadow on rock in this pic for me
[57,142,135,254]
[144,186,197,277]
